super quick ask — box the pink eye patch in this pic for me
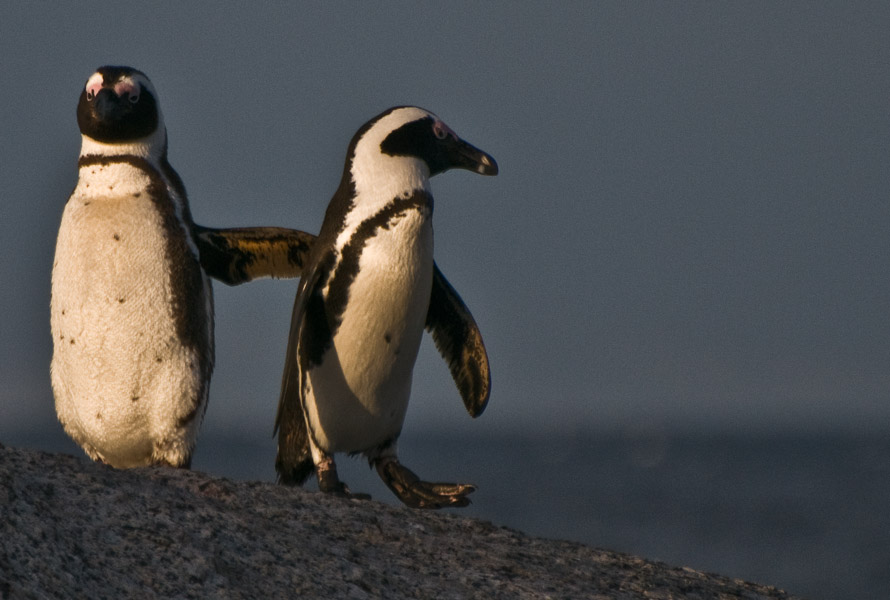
[433,120,457,141]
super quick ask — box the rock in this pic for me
[0,445,802,599]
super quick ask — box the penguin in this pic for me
[51,66,313,469]
[275,106,497,509]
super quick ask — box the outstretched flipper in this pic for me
[193,225,315,285]
[374,456,475,509]
[425,262,491,417]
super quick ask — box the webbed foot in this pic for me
[374,457,475,509]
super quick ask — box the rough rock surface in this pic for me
[0,443,803,599]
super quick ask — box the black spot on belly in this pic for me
[113,233,120,241]
[384,332,392,344]
[78,153,212,419]
[131,396,140,403]
[95,412,102,421]
[69,338,75,345]
[118,297,126,303]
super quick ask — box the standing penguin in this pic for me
[275,106,497,508]
[51,66,313,468]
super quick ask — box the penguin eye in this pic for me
[432,120,457,141]
[84,74,103,102]
[433,122,449,140]
[114,80,140,104]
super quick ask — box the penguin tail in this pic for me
[274,368,315,485]
[275,454,315,486]
[275,420,315,485]
[275,409,315,485]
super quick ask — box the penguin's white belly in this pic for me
[307,212,433,453]
[50,173,209,468]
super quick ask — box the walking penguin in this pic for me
[275,106,497,508]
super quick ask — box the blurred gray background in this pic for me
[2,4,889,598]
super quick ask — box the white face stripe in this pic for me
[79,69,166,160]
[114,78,140,102]
[85,72,104,97]
[84,70,157,100]
[337,107,437,251]
[120,72,157,102]
[353,108,438,177]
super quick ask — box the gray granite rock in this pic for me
[0,443,803,599]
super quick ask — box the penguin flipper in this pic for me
[193,225,316,285]
[274,331,314,485]
[425,262,491,417]
[274,263,326,485]
[274,397,314,485]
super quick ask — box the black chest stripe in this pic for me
[302,190,432,366]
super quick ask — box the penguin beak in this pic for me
[445,137,499,176]
[92,88,130,123]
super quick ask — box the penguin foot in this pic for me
[317,459,371,500]
[374,458,475,509]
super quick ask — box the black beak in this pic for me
[449,140,498,175]
[428,135,498,175]
[92,88,129,123]
[445,137,499,176]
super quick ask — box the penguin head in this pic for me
[77,66,166,157]
[350,107,497,186]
